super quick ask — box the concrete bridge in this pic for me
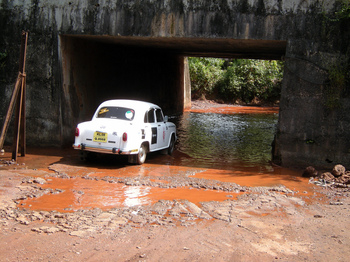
[0,0,349,168]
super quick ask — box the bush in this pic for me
[189,57,284,104]
[188,57,224,99]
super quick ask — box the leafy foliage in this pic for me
[188,57,284,104]
[189,57,224,99]
[333,0,350,21]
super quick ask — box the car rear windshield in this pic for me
[96,107,135,121]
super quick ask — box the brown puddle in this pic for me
[193,168,312,191]
[17,163,317,213]
[19,176,235,212]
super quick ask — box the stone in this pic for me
[302,166,317,177]
[42,226,60,234]
[181,200,212,220]
[33,177,47,184]
[70,231,88,237]
[319,172,334,181]
[16,215,30,225]
[110,217,128,226]
[332,165,346,177]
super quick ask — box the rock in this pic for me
[31,226,60,234]
[150,200,173,215]
[330,202,343,205]
[334,175,350,184]
[110,217,128,226]
[33,177,47,184]
[169,201,191,217]
[331,165,346,177]
[302,166,317,177]
[16,215,30,225]
[42,226,60,234]
[181,200,212,220]
[70,230,88,237]
[319,172,334,182]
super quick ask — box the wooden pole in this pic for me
[20,74,26,156]
[0,75,22,150]
[19,31,28,157]
[12,31,28,160]
[12,76,24,160]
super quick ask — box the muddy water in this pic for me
[19,177,234,212]
[7,106,315,212]
[174,110,279,169]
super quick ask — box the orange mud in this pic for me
[2,140,319,213]
[19,177,235,212]
[193,168,312,192]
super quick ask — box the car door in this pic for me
[155,108,168,149]
[145,108,159,151]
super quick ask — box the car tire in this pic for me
[136,144,147,165]
[167,134,175,155]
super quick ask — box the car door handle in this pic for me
[158,125,161,127]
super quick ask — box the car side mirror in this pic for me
[164,116,168,123]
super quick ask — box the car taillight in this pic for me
[75,128,79,137]
[122,132,127,142]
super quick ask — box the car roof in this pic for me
[98,99,160,111]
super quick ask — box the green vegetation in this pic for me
[330,0,350,21]
[188,57,284,105]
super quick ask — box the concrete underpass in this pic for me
[59,35,287,145]
[2,0,349,168]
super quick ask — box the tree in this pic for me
[188,57,224,99]
[189,57,284,105]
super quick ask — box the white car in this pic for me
[73,99,177,164]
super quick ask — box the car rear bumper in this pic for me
[73,143,137,155]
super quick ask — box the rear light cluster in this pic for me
[75,128,79,137]
[122,132,127,142]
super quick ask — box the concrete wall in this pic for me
[0,0,349,168]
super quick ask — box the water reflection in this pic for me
[175,111,278,169]
[123,186,151,207]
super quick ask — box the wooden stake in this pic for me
[0,31,28,160]
[12,76,24,160]
[0,75,22,150]
[11,31,28,160]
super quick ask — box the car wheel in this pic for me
[167,135,175,155]
[136,144,147,165]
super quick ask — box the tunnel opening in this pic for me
[58,35,286,146]
[187,57,284,105]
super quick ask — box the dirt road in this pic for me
[1,102,349,261]
[0,147,349,262]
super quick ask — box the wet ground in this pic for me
[1,101,350,261]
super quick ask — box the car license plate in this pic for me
[93,131,108,142]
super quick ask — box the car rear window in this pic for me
[97,107,135,121]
